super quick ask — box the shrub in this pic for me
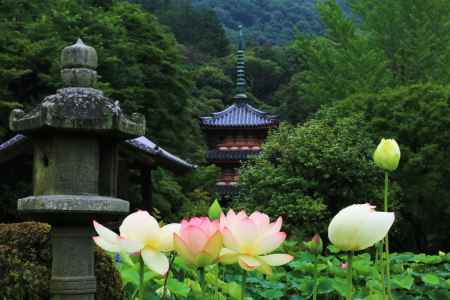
[317,83,450,252]
[0,222,123,300]
[236,116,382,240]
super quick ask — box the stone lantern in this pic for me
[9,39,146,299]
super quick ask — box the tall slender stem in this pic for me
[162,254,175,300]
[384,172,392,299]
[139,256,145,300]
[378,242,386,299]
[312,255,318,300]
[241,270,247,300]
[346,252,353,300]
[199,267,206,293]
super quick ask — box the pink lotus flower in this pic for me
[174,217,223,267]
[218,210,293,275]
[93,211,180,276]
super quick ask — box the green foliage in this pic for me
[114,242,450,299]
[132,0,230,60]
[347,0,450,84]
[0,0,203,159]
[0,222,123,300]
[236,117,381,239]
[0,0,221,222]
[191,0,326,44]
[176,165,221,220]
[281,0,450,124]
[316,83,450,252]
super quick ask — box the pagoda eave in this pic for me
[200,124,278,130]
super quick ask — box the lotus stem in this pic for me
[378,241,386,299]
[346,252,353,300]
[384,172,393,299]
[199,267,206,293]
[139,255,145,300]
[312,255,318,300]
[241,269,247,300]
[162,254,175,300]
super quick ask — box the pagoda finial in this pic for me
[234,25,247,103]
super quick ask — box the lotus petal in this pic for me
[93,236,119,252]
[93,221,118,243]
[259,254,293,266]
[174,233,195,264]
[181,225,208,254]
[120,211,160,244]
[255,232,286,255]
[117,236,144,253]
[195,251,215,267]
[222,227,240,251]
[159,223,181,252]
[203,231,223,257]
[355,211,395,250]
[142,248,169,276]
[238,255,261,271]
[219,248,239,264]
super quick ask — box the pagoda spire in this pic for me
[234,25,247,103]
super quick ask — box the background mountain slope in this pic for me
[191,0,325,44]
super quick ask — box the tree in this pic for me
[0,0,217,220]
[317,83,450,252]
[276,0,450,124]
[347,0,450,84]
[236,116,381,239]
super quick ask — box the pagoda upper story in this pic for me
[200,26,279,195]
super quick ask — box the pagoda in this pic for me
[200,26,279,198]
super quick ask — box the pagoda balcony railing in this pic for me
[218,174,240,182]
[207,149,260,161]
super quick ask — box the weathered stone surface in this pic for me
[61,68,97,87]
[10,87,145,137]
[33,135,99,195]
[61,39,98,69]
[50,226,96,300]
[17,195,129,214]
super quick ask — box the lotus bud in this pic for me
[304,234,323,255]
[208,199,223,220]
[373,138,401,172]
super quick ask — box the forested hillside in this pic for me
[1,0,449,252]
[191,0,325,44]
[192,0,352,44]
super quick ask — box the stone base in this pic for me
[50,226,97,300]
[17,195,129,225]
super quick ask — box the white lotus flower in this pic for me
[328,203,395,251]
[93,210,180,276]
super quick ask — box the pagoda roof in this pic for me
[0,134,195,175]
[200,103,278,129]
